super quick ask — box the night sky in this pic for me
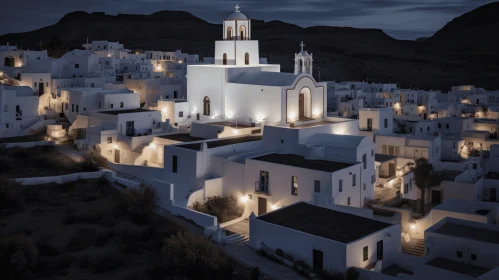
[0,0,496,39]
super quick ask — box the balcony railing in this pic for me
[255,181,270,195]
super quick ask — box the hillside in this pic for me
[1,3,499,91]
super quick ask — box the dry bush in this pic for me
[192,194,243,223]
[161,232,233,279]
[79,149,108,171]
[0,177,24,213]
[0,235,39,278]
[79,248,124,273]
[119,184,157,224]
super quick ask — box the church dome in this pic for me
[227,5,247,20]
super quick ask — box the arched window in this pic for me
[203,96,210,116]
[227,27,233,40]
[299,59,303,73]
[240,25,246,40]
[223,53,227,65]
[306,58,311,73]
[245,53,249,65]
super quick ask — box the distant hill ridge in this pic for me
[1,2,499,91]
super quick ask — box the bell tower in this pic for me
[294,41,313,75]
[215,5,259,66]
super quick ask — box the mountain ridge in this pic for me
[1,3,498,91]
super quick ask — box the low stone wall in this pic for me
[1,141,54,149]
[14,170,108,186]
[171,204,217,228]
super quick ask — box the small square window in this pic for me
[120,102,124,108]
[107,137,112,144]
[75,64,80,69]
[281,139,284,144]
[339,179,343,192]
[471,254,477,261]
[347,197,351,205]
[363,246,368,261]
[457,251,463,258]
[248,194,252,200]
[179,111,183,118]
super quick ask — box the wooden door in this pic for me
[258,197,267,216]
[388,163,395,177]
[299,93,305,119]
[126,121,134,136]
[38,83,44,96]
[367,118,372,131]
[114,149,120,163]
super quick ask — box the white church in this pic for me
[187,5,325,126]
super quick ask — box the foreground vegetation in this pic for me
[0,178,259,279]
[192,194,244,223]
[0,146,101,178]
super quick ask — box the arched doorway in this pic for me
[227,27,233,40]
[240,25,246,40]
[203,96,210,116]
[298,87,312,120]
[223,53,227,65]
[245,53,249,65]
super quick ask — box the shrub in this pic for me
[316,270,345,280]
[162,232,233,279]
[79,248,124,273]
[79,150,108,171]
[346,267,360,280]
[119,184,157,224]
[276,248,284,257]
[35,238,60,257]
[192,194,243,223]
[0,157,12,173]
[63,211,102,225]
[251,267,260,280]
[0,235,39,278]
[0,178,24,213]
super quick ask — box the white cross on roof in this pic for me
[235,4,240,12]
[300,41,305,52]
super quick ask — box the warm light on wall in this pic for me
[156,65,162,71]
[108,54,111,57]
[288,112,296,121]
[161,108,167,113]
[150,143,157,149]
[226,111,234,119]
[239,195,249,203]
[113,144,118,149]
[255,114,265,123]
[232,129,239,135]
[312,108,321,117]
[271,204,279,211]
[192,107,197,114]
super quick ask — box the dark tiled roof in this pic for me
[157,133,205,142]
[434,222,499,245]
[252,153,355,172]
[257,202,392,243]
[99,108,154,115]
[426,258,489,277]
[176,136,262,151]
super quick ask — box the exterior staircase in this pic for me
[406,239,425,257]
[224,233,248,244]
[56,114,71,130]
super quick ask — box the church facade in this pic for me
[187,6,326,126]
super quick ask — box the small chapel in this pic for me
[187,5,326,126]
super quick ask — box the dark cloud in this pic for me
[0,0,496,39]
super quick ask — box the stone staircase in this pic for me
[405,239,425,257]
[224,233,248,244]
